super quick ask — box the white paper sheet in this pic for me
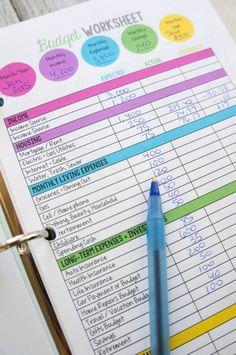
[1,1,236,353]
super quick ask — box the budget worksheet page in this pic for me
[0,0,236,354]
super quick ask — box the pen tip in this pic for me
[150,178,160,196]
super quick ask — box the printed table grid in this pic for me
[4,48,236,354]
[4,48,214,125]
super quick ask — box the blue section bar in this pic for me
[29,105,236,196]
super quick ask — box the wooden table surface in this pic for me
[1,0,236,43]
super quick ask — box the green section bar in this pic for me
[58,181,236,271]
[165,181,236,224]
[58,223,146,271]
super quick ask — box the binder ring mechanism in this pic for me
[0,227,56,254]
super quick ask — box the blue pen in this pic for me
[0,97,4,107]
[147,177,170,355]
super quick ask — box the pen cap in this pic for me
[148,179,163,218]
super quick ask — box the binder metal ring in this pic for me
[0,227,56,253]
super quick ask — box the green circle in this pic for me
[121,24,158,54]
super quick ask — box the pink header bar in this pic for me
[5,48,214,127]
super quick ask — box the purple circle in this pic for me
[39,48,78,81]
[0,62,36,97]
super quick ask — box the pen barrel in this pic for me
[147,196,165,251]
[147,199,170,355]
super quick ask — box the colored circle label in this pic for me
[0,62,36,97]
[39,48,78,81]
[160,14,194,42]
[121,24,158,54]
[81,36,119,67]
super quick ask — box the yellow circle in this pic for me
[160,14,194,42]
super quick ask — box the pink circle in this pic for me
[0,62,36,97]
[39,48,78,81]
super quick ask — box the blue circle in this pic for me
[81,36,119,67]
